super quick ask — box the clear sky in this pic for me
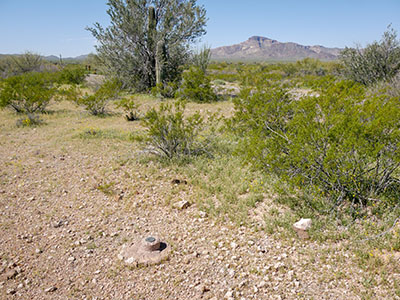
[0,0,399,57]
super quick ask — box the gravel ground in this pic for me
[0,104,399,300]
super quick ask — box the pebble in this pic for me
[6,288,16,295]
[224,290,234,299]
[5,269,18,280]
[45,286,57,293]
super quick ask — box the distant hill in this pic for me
[43,54,89,62]
[0,53,89,62]
[211,36,342,62]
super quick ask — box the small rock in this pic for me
[199,211,208,218]
[5,269,18,280]
[45,286,57,293]
[173,200,190,210]
[35,248,42,254]
[6,288,16,295]
[195,284,210,294]
[67,256,75,262]
[293,218,312,239]
[52,220,64,228]
[230,242,238,249]
[257,281,267,288]
[171,179,188,185]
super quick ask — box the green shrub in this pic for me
[231,79,400,212]
[151,81,179,99]
[115,96,140,121]
[176,67,216,102]
[142,100,208,159]
[0,72,57,113]
[192,45,211,74]
[76,79,121,115]
[340,26,400,86]
[57,65,86,85]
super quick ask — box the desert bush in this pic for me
[57,64,86,85]
[151,81,179,99]
[75,79,121,115]
[0,71,58,113]
[231,79,400,212]
[16,113,43,127]
[192,45,211,74]
[115,96,140,121]
[176,67,216,102]
[142,100,209,158]
[340,26,400,86]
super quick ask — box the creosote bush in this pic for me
[232,77,400,213]
[142,100,209,159]
[176,66,216,102]
[115,96,140,121]
[0,71,58,113]
[57,65,86,85]
[75,79,121,115]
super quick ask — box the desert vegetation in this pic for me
[1,1,400,299]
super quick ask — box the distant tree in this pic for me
[192,45,211,74]
[0,52,44,78]
[340,25,400,85]
[87,0,207,91]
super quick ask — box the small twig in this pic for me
[362,216,400,241]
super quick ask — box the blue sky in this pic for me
[0,0,399,57]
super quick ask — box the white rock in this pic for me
[173,200,190,210]
[293,218,312,239]
[230,242,238,249]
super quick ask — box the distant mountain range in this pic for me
[2,36,342,63]
[0,53,89,62]
[43,54,89,62]
[211,36,342,61]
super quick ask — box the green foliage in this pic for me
[57,65,86,85]
[192,45,211,74]
[176,67,216,102]
[115,96,140,121]
[340,25,400,86]
[76,79,121,115]
[0,72,58,113]
[142,100,208,159]
[232,79,400,212]
[88,0,207,91]
[151,81,179,99]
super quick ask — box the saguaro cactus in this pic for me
[156,40,165,85]
[147,6,166,86]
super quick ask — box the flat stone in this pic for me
[118,236,170,266]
